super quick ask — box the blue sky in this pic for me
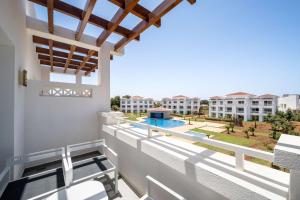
[35,0,300,100]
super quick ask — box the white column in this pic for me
[98,42,111,111]
[76,74,82,85]
[274,135,300,200]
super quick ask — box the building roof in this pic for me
[131,96,144,100]
[226,92,255,97]
[172,95,188,99]
[210,96,224,100]
[259,94,278,98]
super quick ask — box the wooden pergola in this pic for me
[29,0,196,74]
[33,35,99,75]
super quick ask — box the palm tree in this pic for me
[248,126,255,136]
[244,129,249,139]
[229,123,234,133]
[225,125,230,134]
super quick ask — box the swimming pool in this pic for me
[139,118,185,129]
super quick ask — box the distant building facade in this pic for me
[120,96,154,113]
[209,92,278,122]
[161,95,201,115]
[278,94,300,112]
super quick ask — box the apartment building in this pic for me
[120,96,154,113]
[161,95,201,115]
[278,94,300,112]
[209,92,278,122]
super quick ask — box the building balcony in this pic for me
[97,113,295,200]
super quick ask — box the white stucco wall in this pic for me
[0,0,41,178]
[24,45,111,153]
[0,36,15,172]
[24,81,110,153]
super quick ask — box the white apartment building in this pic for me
[278,94,300,112]
[161,95,201,115]
[120,96,154,113]
[209,92,278,122]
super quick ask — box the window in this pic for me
[180,101,184,104]
[50,72,76,84]
[264,101,272,106]
[238,101,244,104]
[212,101,216,105]
[121,101,125,104]
[218,107,223,111]
[226,107,232,112]
[220,101,223,105]
[251,108,259,113]
[140,101,143,103]
[173,101,177,103]
[227,101,233,104]
[237,108,244,113]
[264,108,272,114]
[252,101,259,105]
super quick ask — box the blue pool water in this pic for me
[140,118,185,129]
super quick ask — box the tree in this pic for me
[111,105,119,111]
[244,129,249,139]
[285,109,294,121]
[225,125,230,134]
[267,115,295,139]
[248,126,255,136]
[154,102,161,108]
[111,96,120,109]
[200,100,209,105]
[123,95,131,99]
[229,122,234,132]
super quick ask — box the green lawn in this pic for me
[191,128,271,166]
[191,128,256,147]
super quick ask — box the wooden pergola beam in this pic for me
[33,35,99,57]
[85,64,98,76]
[47,0,54,33]
[75,0,97,41]
[29,0,139,40]
[97,0,140,47]
[64,45,76,73]
[36,47,98,64]
[38,54,96,69]
[108,0,161,28]
[75,50,95,74]
[114,0,189,51]
[48,39,54,72]
[40,60,94,72]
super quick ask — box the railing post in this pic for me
[147,126,152,138]
[235,150,244,171]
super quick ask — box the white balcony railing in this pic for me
[112,117,274,171]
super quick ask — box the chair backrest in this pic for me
[66,139,105,155]
[145,176,185,200]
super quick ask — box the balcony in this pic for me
[99,113,293,200]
